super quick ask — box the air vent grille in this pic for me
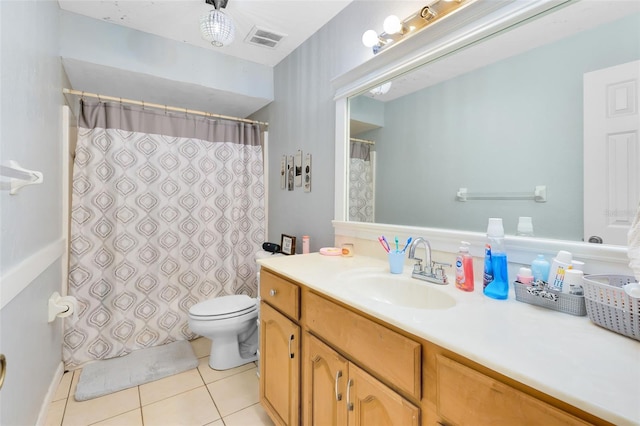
[245,26,287,49]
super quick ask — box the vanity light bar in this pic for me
[363,0,477,54]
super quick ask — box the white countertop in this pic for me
[258,253,640,426]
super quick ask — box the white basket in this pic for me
[582,275,640,341]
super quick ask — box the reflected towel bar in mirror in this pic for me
[456,185,546,202]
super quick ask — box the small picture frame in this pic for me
[280,234,296,255]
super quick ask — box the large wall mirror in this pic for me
[346,0,639,246]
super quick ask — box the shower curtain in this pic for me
[349,141,375,222]
[63,100,265,368]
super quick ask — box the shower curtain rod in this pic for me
[62,88,269,127]
[350,137,375,145]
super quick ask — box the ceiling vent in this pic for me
[245,26,286,49]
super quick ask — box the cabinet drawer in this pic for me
[304,291,421,400]
[436,355,589,426]
[260,269,300,321]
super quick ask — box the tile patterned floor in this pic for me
[44,338,273,426]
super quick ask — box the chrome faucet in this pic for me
[407,237,450,285]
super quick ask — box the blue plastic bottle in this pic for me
[483,218,509,300]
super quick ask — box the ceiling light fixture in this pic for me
[200,0,235,47]
[361,0,474,54]
[369,82,392,97]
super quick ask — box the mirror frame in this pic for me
[332,0,630,271]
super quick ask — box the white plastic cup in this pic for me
[516,217,534,236]
[388,251,405,274]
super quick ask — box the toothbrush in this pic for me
[381,236,391,252]
[401,237,413,253]
[395,236,399,252]
[378,236,390,253]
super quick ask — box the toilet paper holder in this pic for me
[48,292,78,323]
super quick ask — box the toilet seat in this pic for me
[189,295,257,321]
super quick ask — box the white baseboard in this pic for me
[35,361,64,426]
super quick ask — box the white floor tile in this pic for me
[197,357,255,384]
[44,399,66,426]
[223,403,274,426]
[89,408,142,426]
[190,337,212,358]
[139,368,204,406]
[53,371,73,402]
[206,368,259,417]
[142,386,220,426]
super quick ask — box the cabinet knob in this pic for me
[269,289,277,297]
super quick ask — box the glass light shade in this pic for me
[200,9,235,47]
[369,81,392,96]
[383,15,402,34]
[362,30,379,48]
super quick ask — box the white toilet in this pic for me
[188,294,259,370]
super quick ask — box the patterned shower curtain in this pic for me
[349,141,375,222]
[63,100,265,368]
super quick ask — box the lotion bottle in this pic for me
[549,250,573,291]
[455,241,474,292]
[531,254,550,283]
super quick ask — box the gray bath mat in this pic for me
[75,340,199,401]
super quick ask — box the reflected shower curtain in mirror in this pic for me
[63,100,265,368]
[349,141,375,222]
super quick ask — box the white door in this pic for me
[584,60,640,245]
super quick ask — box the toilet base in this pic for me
[208,334,257,370]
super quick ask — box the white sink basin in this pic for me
[340,270,456,310]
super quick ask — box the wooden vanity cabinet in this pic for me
[259,268,608,426]
[303,332,419,426]
[259,271,300,426]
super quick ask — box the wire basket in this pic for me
[581,275,640,341]
[514,281,586,316]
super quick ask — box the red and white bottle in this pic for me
[455,241,474,292]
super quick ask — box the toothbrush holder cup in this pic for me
[388,251,405,274]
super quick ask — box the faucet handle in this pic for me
[412,258,423,273]
[432,261,451,282]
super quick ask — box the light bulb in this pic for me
[383,15,402,35]
[362,30,379,48]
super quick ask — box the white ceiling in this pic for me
[58,0,353,68]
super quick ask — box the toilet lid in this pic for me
[189,295,257,318]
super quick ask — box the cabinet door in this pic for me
[436,355,590,426]
[303,333,349,426]
[347,363,420,426]
[260,302,300,426]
